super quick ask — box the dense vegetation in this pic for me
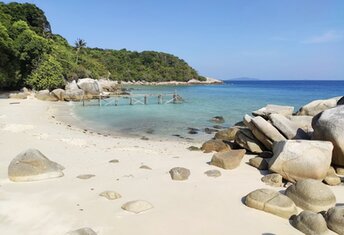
[0,2,204,90]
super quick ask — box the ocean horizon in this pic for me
[71,80,344,142]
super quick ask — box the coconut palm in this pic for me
[74,38,86,64]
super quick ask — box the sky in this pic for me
[4,0,344,80]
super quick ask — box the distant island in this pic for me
[226,77,260,81]
[0,2,205,91]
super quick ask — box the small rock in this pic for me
[336,167,344,175]
[259,151,273,158]
[325,207,344,235]
[109,159,119,163]
[249,157,269,170]
[140,165,152,170]
[99,191,121,200]
[261,173,283,187]
[285,179,336,212]
[121,200,153,214]
[210,149,246,170]
[201,139,230,153]
[204,128,218,134]
[204,170,221,178]
[169,167,190,181]
[214,127,240,141]
[65,227,97,235]
[141,136,149,140]
[77,174,95,179]
[187,146,200,151]
[245,188,297,219]
[324,167,341,186]
[188,127,199,135]
[291,211,329,235]
[210,116,225,123]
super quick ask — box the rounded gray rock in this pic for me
[325,207,344,235]
[291,211,329,235]
[169,167,190,180]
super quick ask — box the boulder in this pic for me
[98,79,119,92]
[9,92,29,99]
[252,104,294,119]
[8,149,64,182]
[291,211,329,235]
[338,96,344,105]
[287,115,314,134]
[65,227,97,235]
[251,116,286,143]
[65,80,84,101]
[325,207,344,235]
[51,88,65,101]
[269,113,308,139]
[234,128,265,153]
[285,179,336,212]
[249,156,269,170]
[297,96,342,116]
[99,191,121,200]
[35,90,58,101]
[269,140,333,182]
[169,167,190,180]
[201,139,230,153]
[215,127,240,141]
[336,167,344,175]
[261,174,283,187]
[324,167,341,186]
[210,149,246,170]
[121,200,153,214]
[204,169,221,178]
[77,78,101,95]
[245,188,297,219]
[312,105,344,166]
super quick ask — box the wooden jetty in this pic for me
[81,91,184,106]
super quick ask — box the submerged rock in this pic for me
[245,188,297,219]
[8,149,64,182]
[210,149,246,170]
[210,116,225,123]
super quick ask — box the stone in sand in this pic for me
[109,159,119,163]
[285,179,336,212]
[312,105,344,167]
[291,211,329,235]
[8,148,64,182]
[210,149,246,170]
[261,174,283,187]
[99,191,121,200]
[214,127,240,141]
[325,207,344,235]
[297,96,342,116]
[121,200,153,214]
[249,156,269,170]
[252,104,294,119]
[65,227,97,235]
[324,167,341,186]
[169,167,190,180]
[204,170,221,177]
[187,146,200,151]
[77,174,95,179]
[201,139,230,153]
[269,113,308,139]
[245,188,297,219]
[269,140,333,182]
[140,165,152,170]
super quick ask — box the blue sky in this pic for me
[5,0,344,80]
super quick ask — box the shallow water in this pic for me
[72,80,344,141]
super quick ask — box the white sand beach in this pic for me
[1,97,343,235]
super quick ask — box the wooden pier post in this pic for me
[129,97,133,105]
[98,95,101,106]
[115,98,118,106]
[144,95,147,105]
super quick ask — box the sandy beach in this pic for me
[1,97,343,235]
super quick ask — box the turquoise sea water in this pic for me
[72,80,344,141]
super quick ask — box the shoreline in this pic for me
[0,97,310,235]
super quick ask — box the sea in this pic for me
[71,80,344,142]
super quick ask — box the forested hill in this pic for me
[0,2,205,90]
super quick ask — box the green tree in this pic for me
[74,38,86,64]
[26,55,65,90]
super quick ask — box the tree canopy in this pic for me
[0,2,204,90]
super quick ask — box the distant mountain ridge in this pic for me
[227,77,260,81]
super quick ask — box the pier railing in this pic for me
[81,92,184,106]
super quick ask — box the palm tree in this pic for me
[75,38,86,64]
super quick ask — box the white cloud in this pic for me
[303,30,343,44]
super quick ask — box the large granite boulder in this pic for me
[98,79,119,92]
[243,115,274,150]
[312,105,344,167]
[285,179,336,212]
[245,188,297,219]
[9,92,29,99]
[51,88,66,101]
[297,96,342,116]
[269,140,333,182]
[286,115,314,134]
[201,139,230,153]
[77,78,101,95]
[325,207,344,235]
[35,90,59,101]
[8,149,64,182]
[269,113,308,139]
[291,211,329,235]
[234,128,265,153]
[214,127,240,141]
[65,227,97,235]
[210,149,246,169]
[65,80,84,101]
[252,104,294,119]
